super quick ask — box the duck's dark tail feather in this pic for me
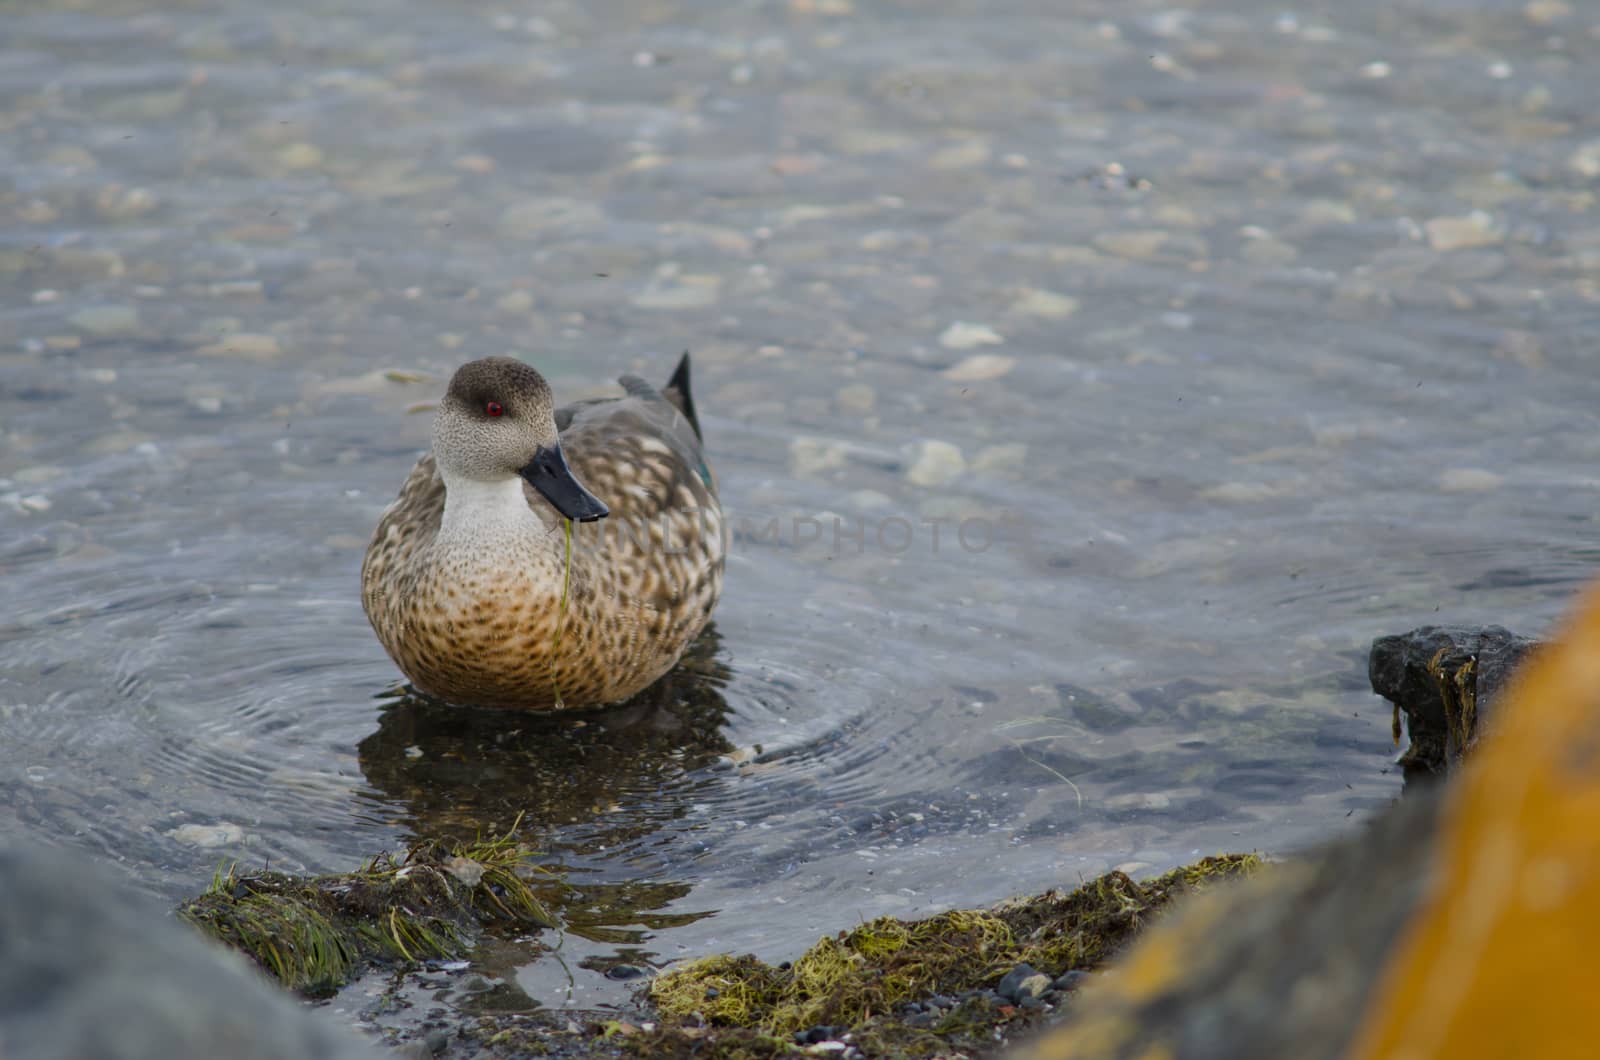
[663,351,702,441]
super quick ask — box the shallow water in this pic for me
[4,0,1599,1027]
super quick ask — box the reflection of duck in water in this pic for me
[362,355,723,710]
[357,626,733,845]
[357,628,732,965]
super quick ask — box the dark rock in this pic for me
[1020,996,1047,1011]
[1052,970,1090,992]
[604,964,647,981]
[997,963,1041,1003]
[422,1028,449,1054]
[0,838,380,1060]
[1368,624,1537,782]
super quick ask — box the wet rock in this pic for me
[996,963,1042,1002]
[604,964,648,981]
[1052,970,1090,992]
[1369,624,1537,782]
[172,822,246,848]
[0,838,379,1059]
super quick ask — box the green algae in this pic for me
[640,854,1265,1057]
[179,823,557,996]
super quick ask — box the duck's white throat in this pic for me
[438,471,542,544]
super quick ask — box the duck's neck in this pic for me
[437,471,548,550]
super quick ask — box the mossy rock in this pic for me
[643,854,1262,1056]
[179,829,556,996]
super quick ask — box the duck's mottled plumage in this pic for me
[361,355,723,710]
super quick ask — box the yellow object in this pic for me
[1349,585,1600,1059]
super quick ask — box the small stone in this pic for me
[605,964,647,980]
[905,440,966,488]
[791,437,851,476]
[1524,0,1572,23]
[1360,60,1392,79]
[1302,199,1358,225]
[496,290,535,313]
[500,197,605,236]
[69,305,140,337]
[1240,236,1298,265]
[1018,973,1052,1000]
[1010,289,1079,319]
[44,145,98,170]
[836,383,876,413]
[633,270,722,310]
[94,185,159,221]
[276,142,324,170]
[1093,230,1168,261]
[1019,994,1047,1010]
[942,354,1016,382]
[1106,792,1173,811]
[1052,970,1091,991]
[1439,468,1504,493]
[1494,330,1545,369]
[972,444,1027,475]
[1425,212,1502,251]
[1569,141,1600,179]
[928,139,992,170]
[938,321,1004,350]
[197,333,281,358]
[423,1028,450,1054]
[996,963,1041,1002]
[172,823,245,848]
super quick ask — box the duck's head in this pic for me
[431,357,609,522]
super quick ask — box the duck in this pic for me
[361,354,723,710]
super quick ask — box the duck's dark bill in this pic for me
[520,446,609,522]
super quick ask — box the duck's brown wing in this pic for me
[361,452,445,614]
[555,367,721,621]
[556,369,716,528]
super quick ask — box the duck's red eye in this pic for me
[485,401,503,417]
